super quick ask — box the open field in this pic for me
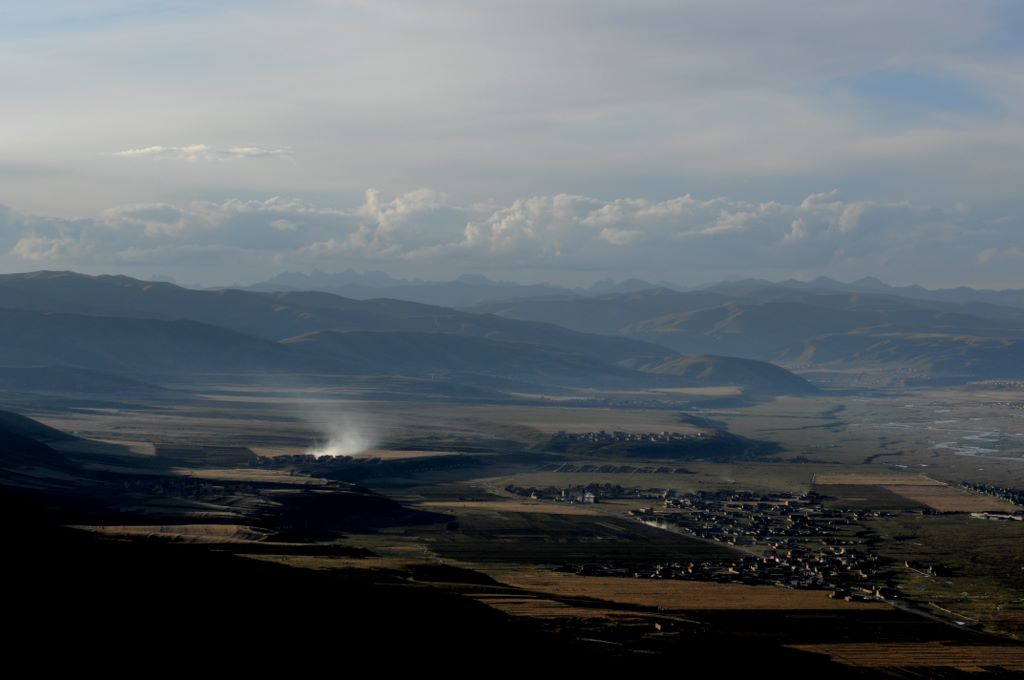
[813,484,928,510]
[788,642,1024,672]
[891,484,1019,512]
[416,504,737,565]
[813,472,945,485]
[811,472,1019,512]
[648,386,743,397]
[418,500,601,515]
[868,514,1024,638]
[7,378,1024,669]
[469,594,642,619]
[482,569,884,610]
[73,523,269,542]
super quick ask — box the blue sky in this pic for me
[1,1,1022,286]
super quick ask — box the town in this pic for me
[550,489,912,601]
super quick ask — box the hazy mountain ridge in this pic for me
[244,270,677,307]
[0,271,671,364]
[0,272,813,396]
[0,366,167,396]
[281,330,652,388]
[472,284,1024,382]
[707,276,1024,310]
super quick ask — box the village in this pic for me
[523,487,913,602]
[960,481,1024,507]
[551,430,705,444]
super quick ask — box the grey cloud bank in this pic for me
[3,189,1022,289]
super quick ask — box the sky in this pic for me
[1,0,1023,287]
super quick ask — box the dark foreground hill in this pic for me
[0,410,75,471]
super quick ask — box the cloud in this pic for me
[2,188,1022,287]
[113,144,290,161]
[0,1,1020,220]
[977,247,1024,265]
[784,218,808,243]
[599,228,641,246]
[10,233,93,261]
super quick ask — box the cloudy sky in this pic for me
[2,1,1023,287]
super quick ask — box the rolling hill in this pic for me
[0,272,819,396]
[473,285,1024,382]
[626,354,817,394]
[0,304,811,396]
[0,410,75,471]
[0,271,671,364]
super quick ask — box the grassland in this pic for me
[812,472,1020,512]
[8,379,1024,672]
[787,642,1024,672]
[481,569,883,610]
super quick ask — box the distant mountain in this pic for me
[244,270,675,307]
[0,307,808,394]
[708,276,1024,309]
[0,271,671,364]
[245,270,575,307]
[0,308,299,377]
[282,331,653,388]
[0,366,167,396]
[474,286,1024,383]
[588,278,664,295]
[0,273,814,396]
[474,288,733,336]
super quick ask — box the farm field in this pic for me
[6,380,1024,672]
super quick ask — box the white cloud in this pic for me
[10,233,92,261]
[785,218,808,243]
[113,144,290,161]
[271,219,299,232]
[599,228,641,246]
[2,188,1023,287]
[977,247,1024,265]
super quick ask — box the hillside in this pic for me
[0,410,75,471]
[631,354,817,395]
[473,286,1024,382]
[0,366,166,396]
[473,288,732,336]
[0,272,819,396]
[0,271,672,364]
[0,308,300,377]
[282,330,660,388]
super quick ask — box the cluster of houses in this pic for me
[552,430,705,444]
[983,399,1024,410]
[253,453,353,466]
[616,490,903,600]
[505,483,672,504]
[533,462,695,474]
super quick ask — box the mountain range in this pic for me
[472,283,1024,383]
[0,271,814,396]
[245,270,1024,312]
